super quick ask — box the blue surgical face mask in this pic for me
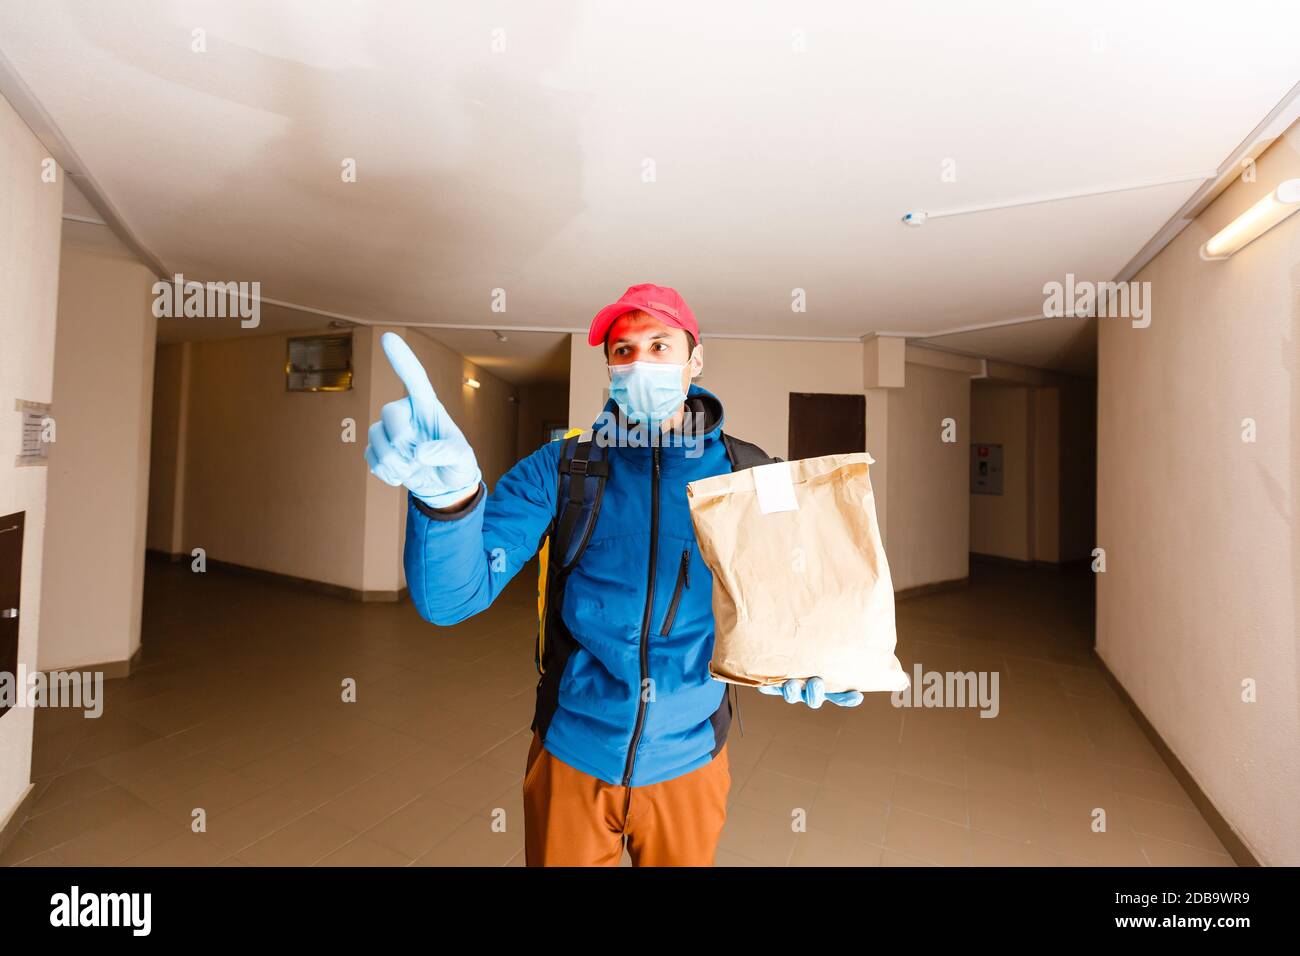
[607,361,688,424]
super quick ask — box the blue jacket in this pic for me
[404,383,737,786]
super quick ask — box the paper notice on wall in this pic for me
[15,399,51,467]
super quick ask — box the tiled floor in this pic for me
[2,556,1233,866]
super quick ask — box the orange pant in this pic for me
[522,732,731,866]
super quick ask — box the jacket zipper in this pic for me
[659,549,690,635]
[622,445,659,787]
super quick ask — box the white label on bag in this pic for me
[753,461,799,514]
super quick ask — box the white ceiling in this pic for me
[2,0,1298,381]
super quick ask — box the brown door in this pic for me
[788,393,866,460]
[0,512,23,721]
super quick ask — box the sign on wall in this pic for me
[15,400,52,467]
[971,442,1003,495]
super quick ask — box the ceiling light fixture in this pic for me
[1199,179,1300,260]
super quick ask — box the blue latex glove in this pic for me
[365,332,482,508]
[759,677,864,709]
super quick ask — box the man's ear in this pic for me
[689,343,704,378]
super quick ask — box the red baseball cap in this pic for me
[587,283,700,347]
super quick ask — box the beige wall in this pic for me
[147,342,189,554]
[177,330,374,589]
[1097,124,1300,865]
[971,380,1087,565]
[865,387,890,547]
[0,93,63,833]
[516,383,569,460]
[971,384,1033,560]
[1032,387,1061,564]
[885,361,971,591]
[39,224,157,670]
[148,325,519,594]
[568,333,607,429]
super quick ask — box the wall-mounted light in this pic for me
[464,377,481,389]
[1200,179,1300,260]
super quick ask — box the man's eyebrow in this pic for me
[611,332,670,346]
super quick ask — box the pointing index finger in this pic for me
[381,332,439,415]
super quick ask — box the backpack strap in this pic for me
[722,432,782,471]
[553,434,611,570]
[536,433,610,675]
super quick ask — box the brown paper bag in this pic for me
[686,452,909,695]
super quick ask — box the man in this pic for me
[364,283,862,867]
